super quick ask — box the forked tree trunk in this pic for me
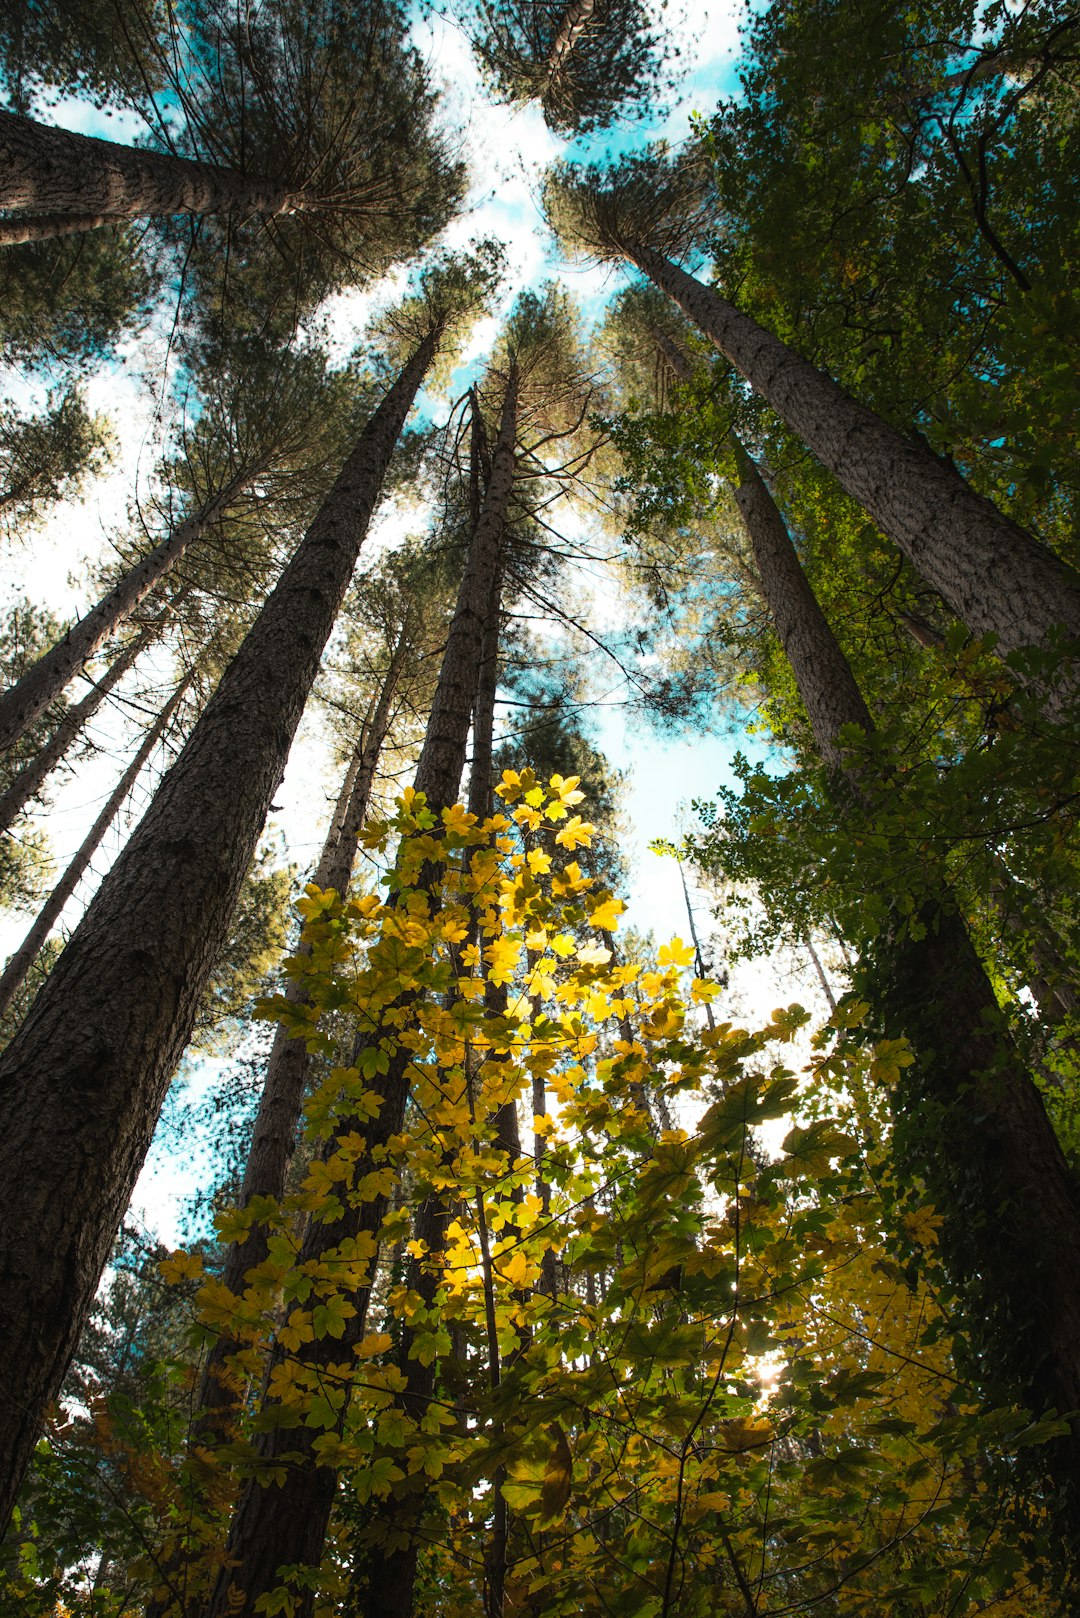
[629,242,1080,679]
[732,441,1080,1484]
[0,608,173,835]
[0,669,193,1020]
[196,634,408,1424]
[0,109,297,245]
[203,364,521,1618]
[0,333,437,1537]
[0,471,251,753]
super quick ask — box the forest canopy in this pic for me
[0,1,1079,1615]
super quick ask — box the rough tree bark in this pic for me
[546,0,598,86]
[0,109,296,245]
[365,501,518,1618]
[0,472,251,753]
[0,668,194,1019]
[732,441,1080,1486]
[629,241,1080,676]
[0,333,437,1536]
[196,633,408,1422]
[202,364,521,1618]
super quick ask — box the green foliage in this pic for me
[703,0,1080,554]
[159,0,466,339]
[0,230,157,371]
[0,388,113,542]
[0,0,166,110]
[462,0,680,137]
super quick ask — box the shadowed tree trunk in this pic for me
[628,242,1080,678]
[202,363,521,1618]
[0,668,194,1019]
[362,398,514,1618]
[196,632,408,1426]
[0,332,438,1537]
[0,470,252,753]
[732,437,1080,1489]
[0,109,297,246]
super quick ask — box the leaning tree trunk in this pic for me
[0,109,297,246]
[0,603,178,835]
[0,668,194,1020]
[196,632,408,1424]
[732,439,1080,1486]
[0,471,251,753]
[203,364,521,1618]
[0,332,438,1537]
[628,241,1080,678]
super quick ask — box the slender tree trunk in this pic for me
[362,413,511,1618]
[0,335,437,1537]
[545,0,597,86]
[0,611,170,835]
[732,441,1080,1486]
[470,560,522,1171]
[0,109,296,242]
[730,437,874,770]
[196,636,407,1423]
[0,670,193,1020]
[629,242,1080,674]
[202,365,521,1618]
[0,472,251,753]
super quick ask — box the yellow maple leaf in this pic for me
[554,816,594,850]
[588,895,624,930]
[657,936,695,968]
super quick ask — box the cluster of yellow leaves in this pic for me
[142,775,1056,1618]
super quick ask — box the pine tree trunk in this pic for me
[732,443,1080,1485]
[203,364,521,1618]
[362,410,512,1618]
[196,636,407,1422]
[0,109,296,242]
[731,436,874,769]
[630,242,1080,675]
[546,0,598,85]
[0,335,436,1537]
[0,473,250,753]
[0,669,193,1019]
[0,614,165,836]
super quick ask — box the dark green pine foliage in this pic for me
[0,388,112,542]
[705,0,1080,552]
[0,229,157,371]
[462,0,679,136]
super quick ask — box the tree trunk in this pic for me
[730,436,874,771]
[630,242,1080,675]
[0,109,295,241]
[546,0,598,86]
[0,669,194,1020]
[196,636,407,1423]
[0,334,436,1538]
[0,612,168,836]
[203,364,520,1618]
[361,406,512,1618]
[0,472,250,754]
[731,442,1080,1487]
